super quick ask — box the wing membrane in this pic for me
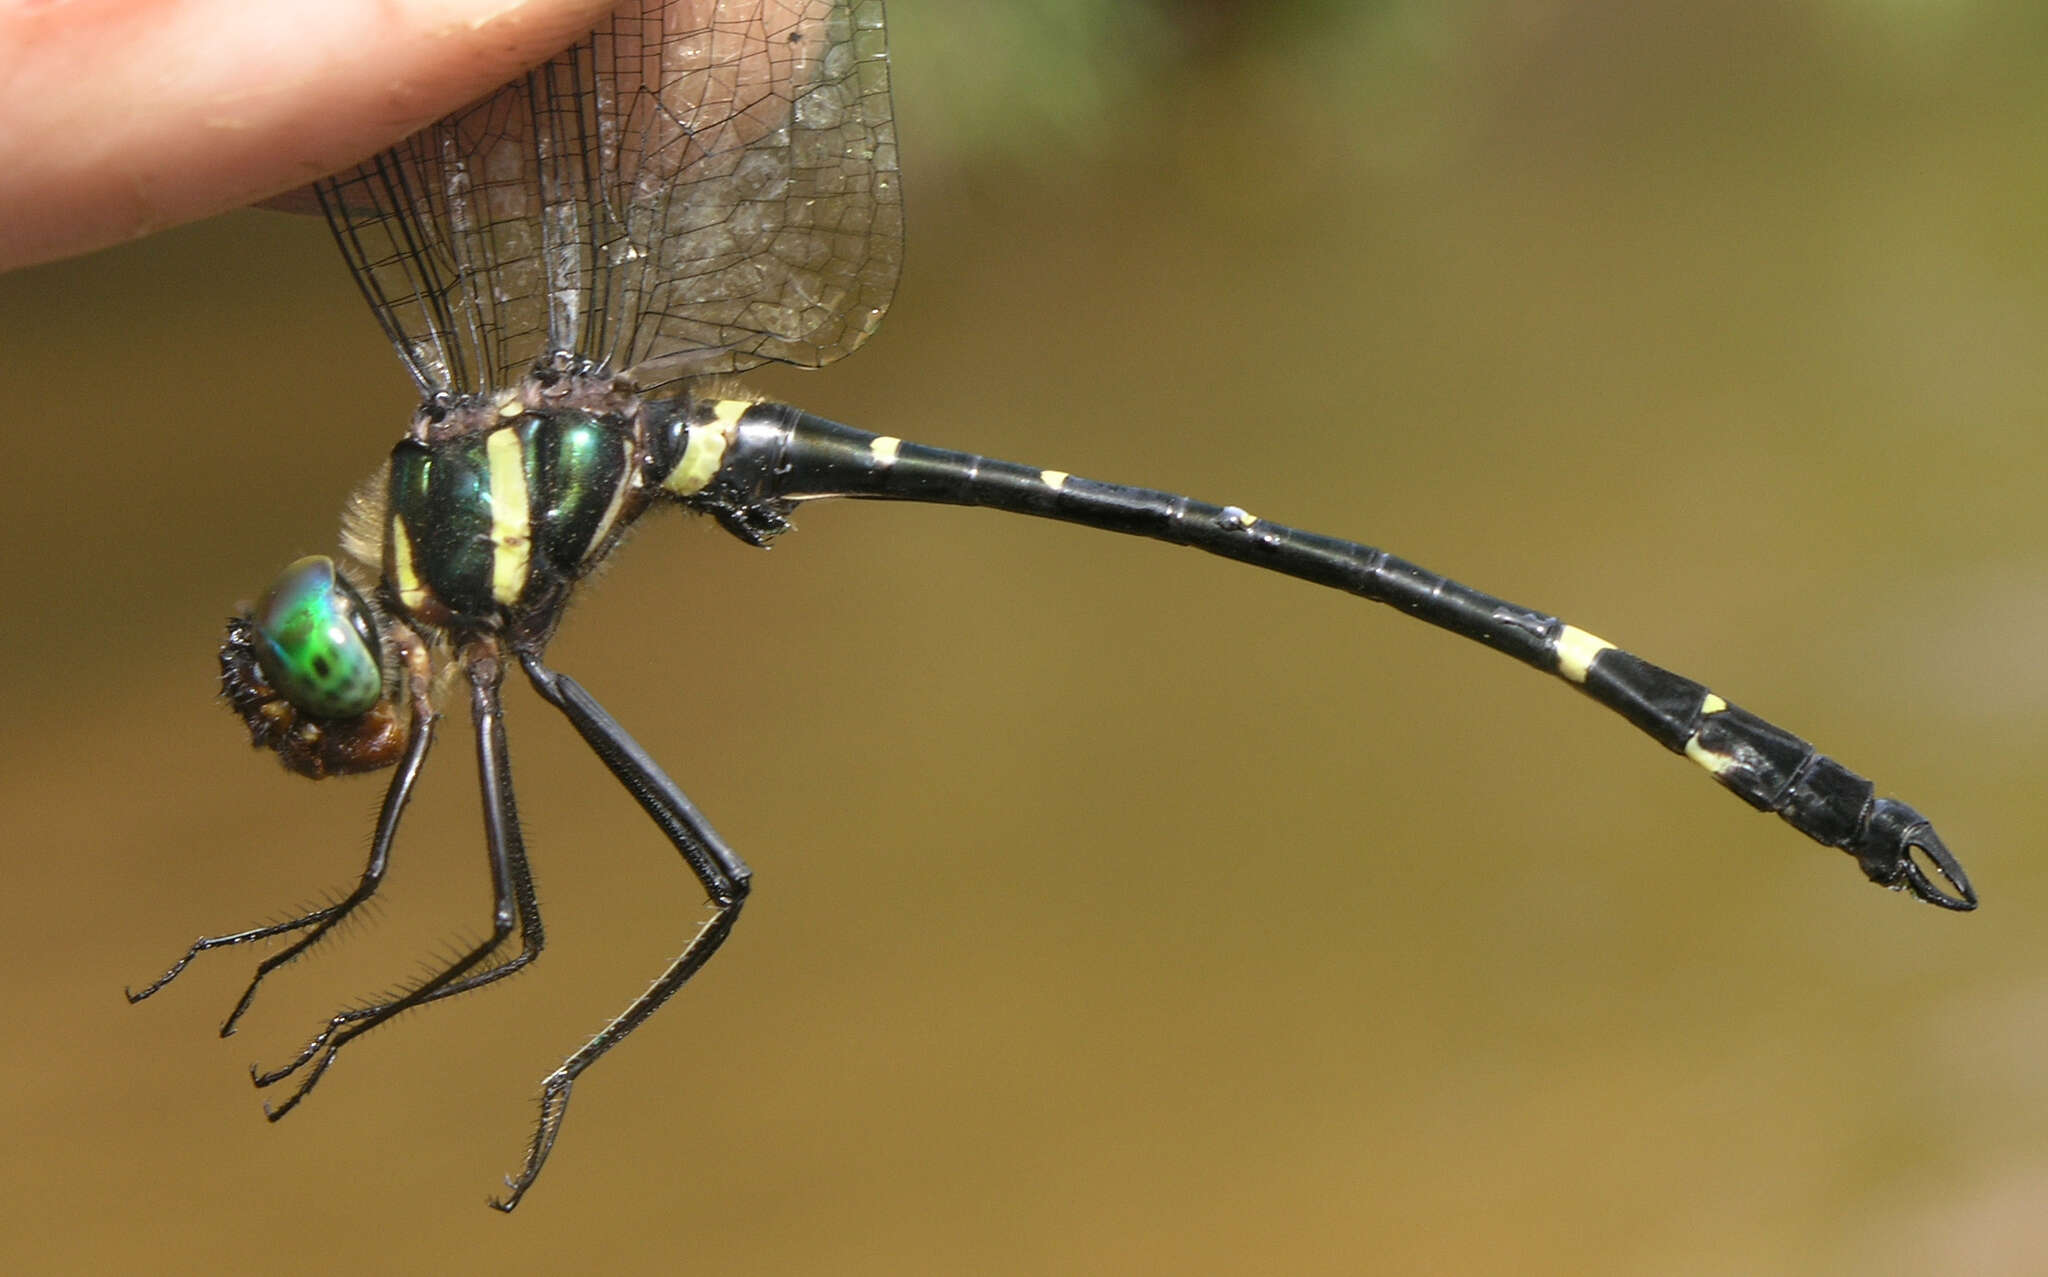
[319,0,901,398]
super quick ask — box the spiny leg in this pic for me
[250,754,546,1081]
[488,655,752,1213]
[254,649,540,1118]
[499,907,741,1214]
[125,663,439,1029]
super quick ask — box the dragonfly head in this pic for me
[220,555,409,779]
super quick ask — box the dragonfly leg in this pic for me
[490,656,752,1212]
[127,631,439,1034]
[252,646,544,1118]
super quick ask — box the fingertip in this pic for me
[0,0,617,270]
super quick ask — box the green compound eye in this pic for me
[249,556,385,719]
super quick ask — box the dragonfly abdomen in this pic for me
[661,397,1972,910]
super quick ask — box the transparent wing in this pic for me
[317,0,901,398]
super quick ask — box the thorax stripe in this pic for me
[486,428,532,606]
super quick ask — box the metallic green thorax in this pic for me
[248,556,384,719]
[386,411,636,627]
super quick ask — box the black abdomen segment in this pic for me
[674,401,1973,910]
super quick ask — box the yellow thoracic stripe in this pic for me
[581,433,638,561]
[486,428,532,605]
[389,515,426,614]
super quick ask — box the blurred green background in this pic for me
[6,2,2048,1272]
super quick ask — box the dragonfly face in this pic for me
[222,556,407,780]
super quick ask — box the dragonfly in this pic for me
[126,0,1976,1212]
